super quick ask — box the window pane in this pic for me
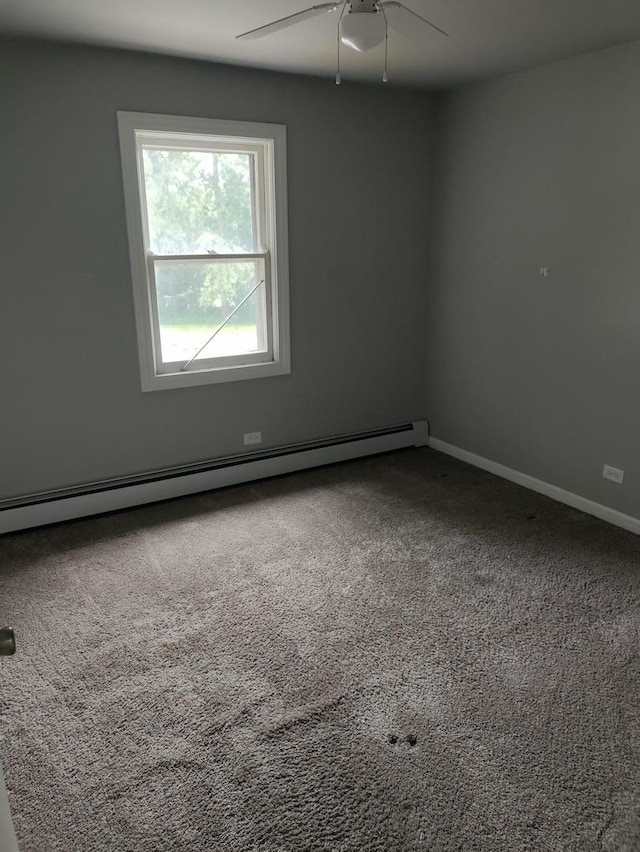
[142,149,255,254]
[154,260,266,364]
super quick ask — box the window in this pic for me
[118,112,290,390]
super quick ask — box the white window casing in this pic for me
[117,112,290,391]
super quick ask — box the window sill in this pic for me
[141,358,291,391]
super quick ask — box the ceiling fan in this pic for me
[236,0,448,84]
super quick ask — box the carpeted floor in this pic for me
[1,447,639,852]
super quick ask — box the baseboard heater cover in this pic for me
[0,420,429,535]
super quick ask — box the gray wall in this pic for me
[5,35,638,522]
[0,38,434,500]
[427,40,640,519]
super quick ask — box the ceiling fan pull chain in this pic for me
[383,12,389,82]
[336,2,348,84]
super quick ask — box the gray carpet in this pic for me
[1,447,639,852]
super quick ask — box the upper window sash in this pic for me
[136,135,268,258]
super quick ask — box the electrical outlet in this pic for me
[243,431,262,446]
[602,464,624,484]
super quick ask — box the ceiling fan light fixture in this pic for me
[339,12,386,52]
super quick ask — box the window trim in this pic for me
[117,111,290,391]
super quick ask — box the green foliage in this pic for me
[197,262,255,311]
[143,148,259,324]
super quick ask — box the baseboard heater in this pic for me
[0,420,429,535]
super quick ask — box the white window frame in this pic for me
[118,111,290,391]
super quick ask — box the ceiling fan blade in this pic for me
[236,3,341,40]
[379,2,448,37]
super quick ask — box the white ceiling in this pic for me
[2,0,640,89]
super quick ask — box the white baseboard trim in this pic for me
[429,438,640,536]
[0,421,428,535]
